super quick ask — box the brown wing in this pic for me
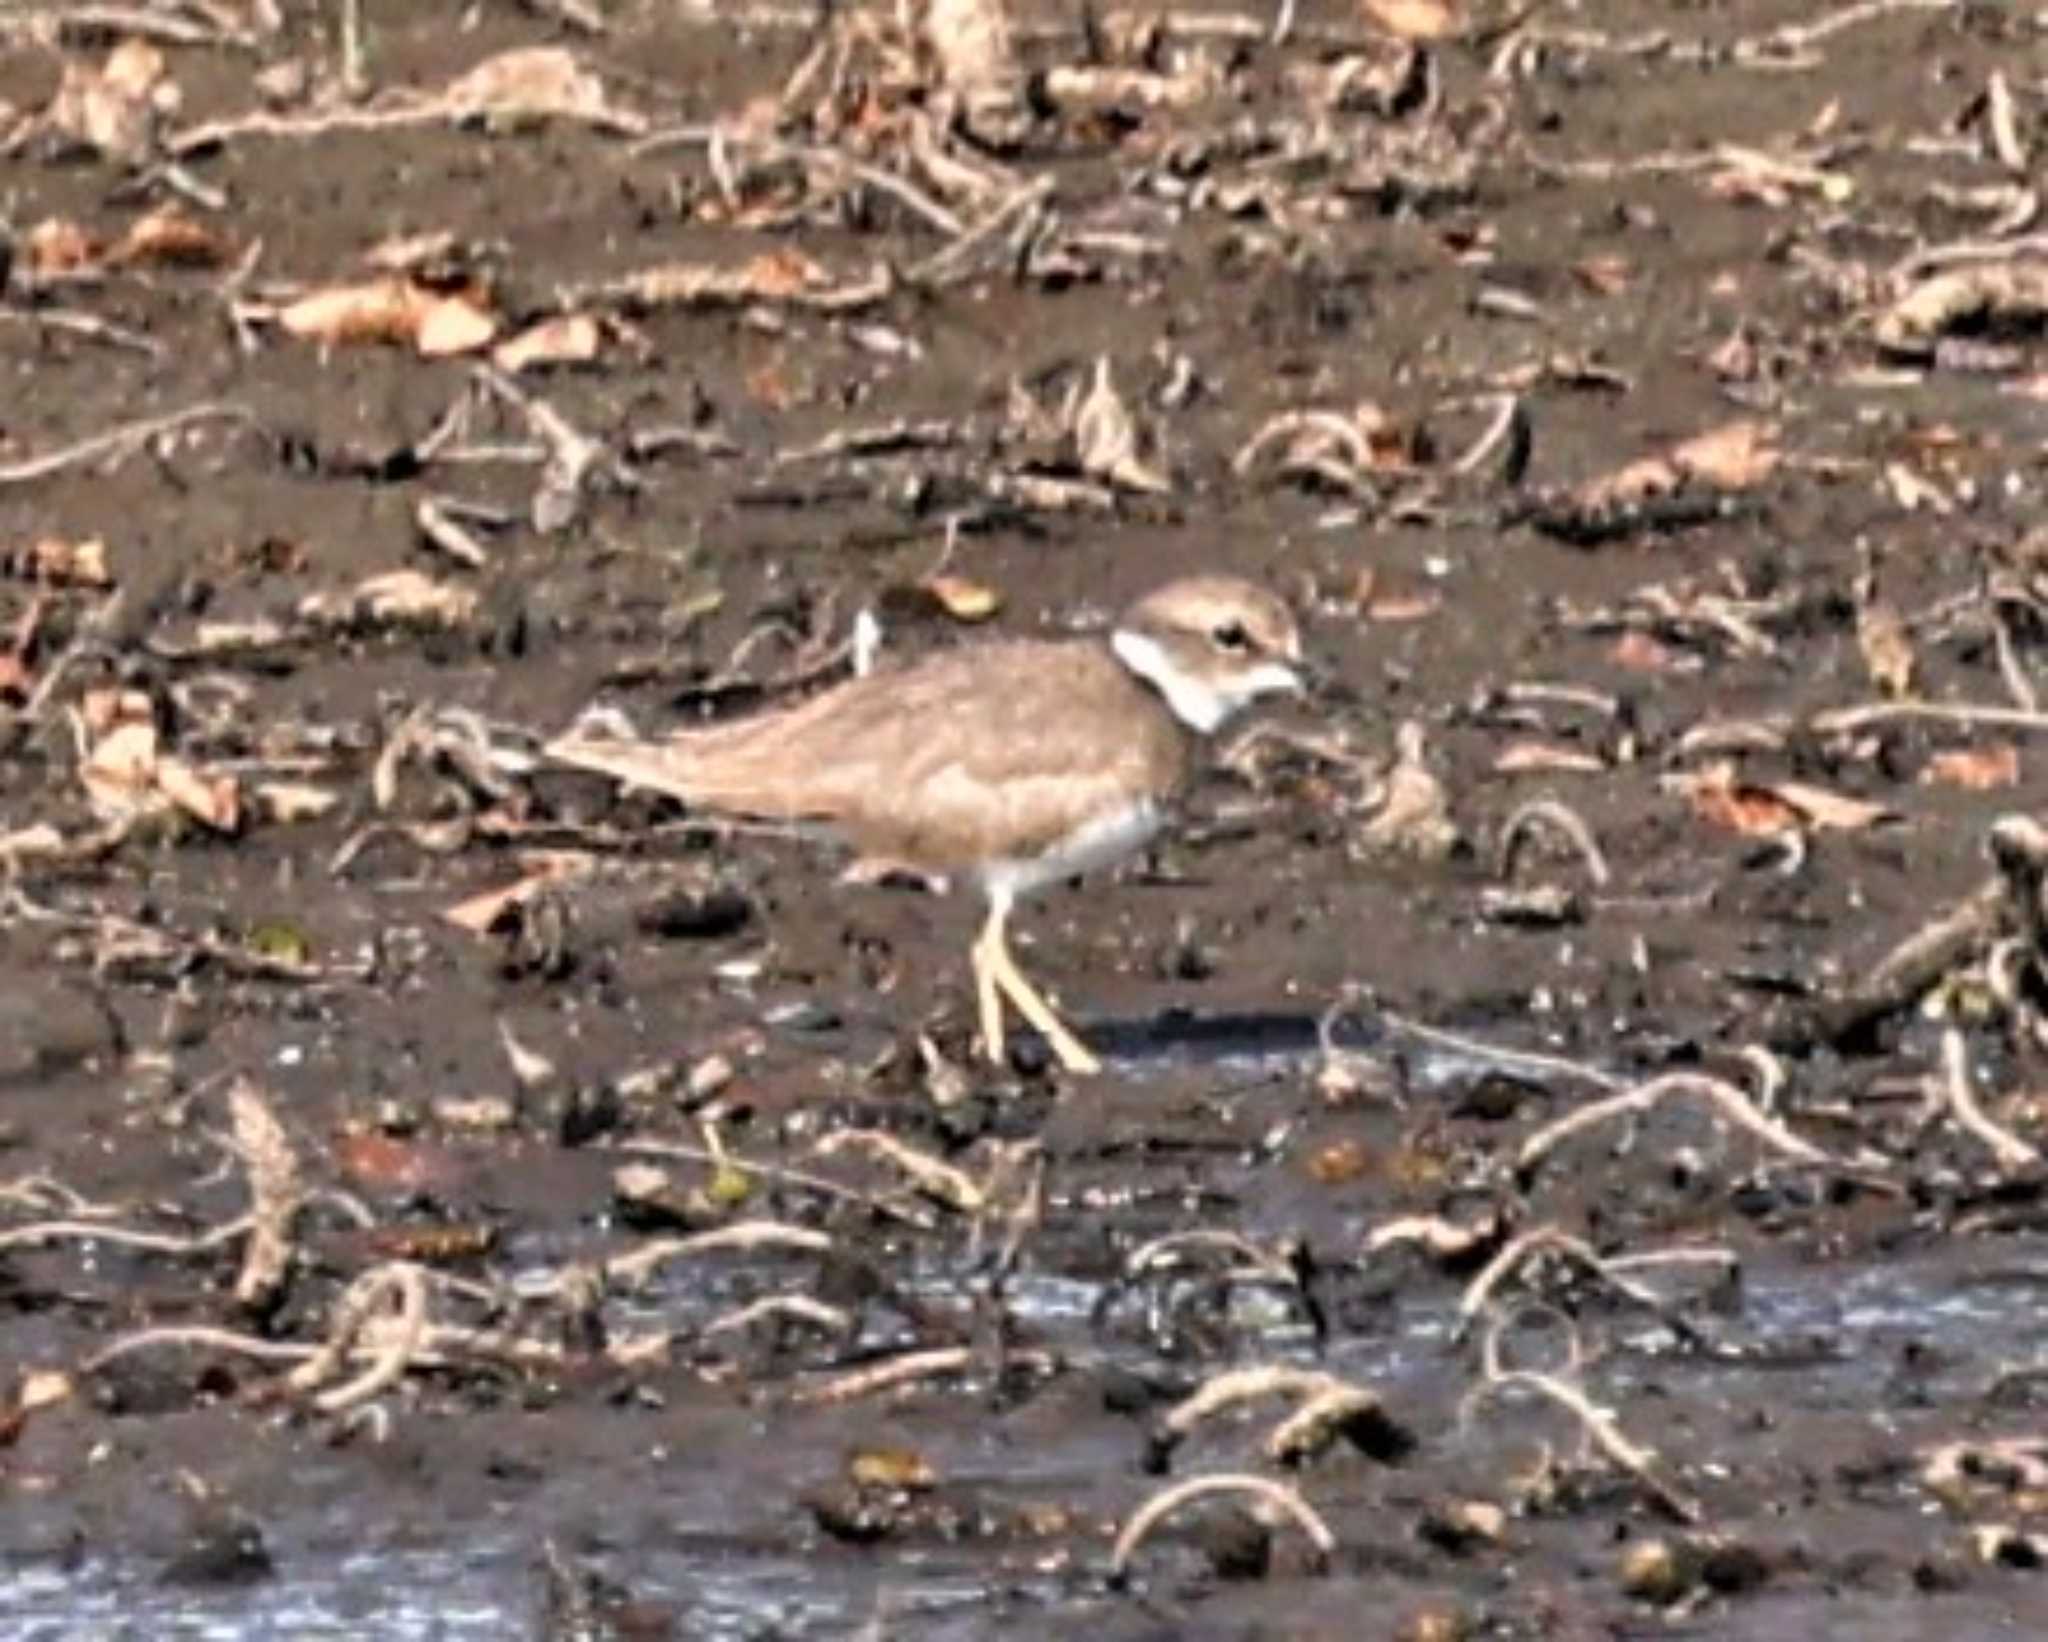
[548,639,1192,869]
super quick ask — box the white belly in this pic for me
[979,800,1165,902]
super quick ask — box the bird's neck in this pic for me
[1108,627,1232,734]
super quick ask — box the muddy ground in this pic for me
[7,0,2048,1636]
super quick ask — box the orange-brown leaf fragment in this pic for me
[922,573,1003,622]
[1609,630,1679,673]
[22,217,103,277]
[108,206,229,269]
[744,248,831,299]
[154,757,241,832]
[23,536,112,587]
[280,277,430,347]
[1923,743,2020,791]
[414,292,498,357]
[280,278,496,355]
[1672,761,1891,836]
[1855,598,1916,698]
[492,312,601,373]
[1362,0,1462,40]
[1670,419,1780,490]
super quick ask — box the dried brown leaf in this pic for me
[443,852,590,934]
[1361,0,1462,41]
[443,46,643,133]
[1671,761,1892,836]
[492,312,601,373]
[1669,419,1780,490]
[22,217,102,277]
[1922,744,2020,791]
[279,277,496,356]
[922,573,1002,622]
[1071,356,1169,494]
[254,781,343,823]
[1855,598,1916,697]
[108,206,230,269]
[334,1131,467,1196]
[415,292,499,357]
[1359,722,1458,860]
[18,536,111,587]
[1609,631,1680,673]
[921,0,1017,95]
[1572,254,1633,297]
[1494,741,1606,775]
[46,39,172,163]
[1875,263,2048,360]
[300,569,480,629]
[153,756,241,832]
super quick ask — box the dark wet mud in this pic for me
[10,0,2048,1636]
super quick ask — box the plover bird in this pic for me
[548,575,1304,1074]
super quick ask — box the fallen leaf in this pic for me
[1305,1139,1374,1184]
[415,292,499,357]
[1883,460,1952,514]
[1362,0,1462,40]
[46,38,173,163]
[443,853,591,934]
[334,1131,467,1195]
[1572,254,1633,296]
[153,756,241,831]
[108,206,230,269]
[492,312,601,373]
[1669,419,1780,490]
[1365,588,1440,623]
[443,46,644,133]
[846,1446,938,1491]
[1923,743,2020,790]
[254,781,342,823]
[1609,630,1680,672]
[1875,263,2048,360]
[15,535,112,587]
[79,687,152,737]
[300,569,479,629]
[1494,741,1606,775]
[19,1370,73,1413]
[1359,722,1459,860]
[21,217,102,276]
[77,713,240,832]
[743,248,831,300]
[921,0,1017,96]
[1855,595,1916,697]
[245,921,312,965]
[362,229,460,273]
[279,277,497,356]
[1670,761,1894,835]
[922,573,1002,622]
[1070,356,1169,494]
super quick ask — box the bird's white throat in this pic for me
[1110,628,1300,734]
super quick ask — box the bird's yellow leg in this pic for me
[981,906,1102,1076]
[971,904,1007,1068]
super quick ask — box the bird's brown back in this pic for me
[596,637,1195,871]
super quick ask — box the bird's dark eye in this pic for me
[1213,620,1251,652]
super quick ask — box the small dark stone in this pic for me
[1197,1511,1272,1582]
[558,1084,624,1148]
[634,888,752,941]
[161,1519,273,1588]
[1701,1540,1771,1595]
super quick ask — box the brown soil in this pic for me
[8,1,2048,1636]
